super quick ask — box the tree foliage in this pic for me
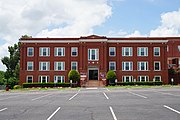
[106,70,116,81]
[68,70,80,83]
[1,43,20,87]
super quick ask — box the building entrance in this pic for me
[89,70,98,80]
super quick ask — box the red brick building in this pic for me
[20,35,179,86]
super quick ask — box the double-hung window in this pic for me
[109,62,116,70]
[54,47,65,56]
[138,47,148,56]
[40,47,50,56]
[122,76,133,82]
[122,62,133,71]
[88,49,99,60]
[27,61,33,71]
[54,76,65,83]
[122,47,132,56]
[27,47,34,56]
[26,76,33,83]
[54,62,65,71]
[39,62,50,71]
[138,62,148,71]
[138,76,149,82]
[154,76,161,81]
[71,62,78,70]
[71,47,78,56]
[39,76,49,83]
[109,47,116,56]
[154,61,161,71]
[154,47,160,56]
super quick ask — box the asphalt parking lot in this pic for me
[0,87,180,120]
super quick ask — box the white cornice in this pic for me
[19,40,79,43]
[19,39,168,43]
[108,40,168,43]
[79,39,108,42]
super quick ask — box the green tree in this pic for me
[68,70,80,83]
[0,71,5,85]
[1,43,20,87]
[106,70,117,85]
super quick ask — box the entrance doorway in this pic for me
[89,69,98,80]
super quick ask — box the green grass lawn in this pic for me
[106,85,180,89]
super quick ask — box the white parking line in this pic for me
[109,106,117,120]
[154,91,180,97]
[47,107,61,120]
[128,91,147,99]
[69,89,81,101]
[86,87,98,90]
[106,88,110,91]
[103,92,109,99]
[0,95,21,101]
[0,108,7,112]
[164,105,180,114]
[31,94,52,101]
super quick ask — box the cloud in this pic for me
[107,30,146,37]
[150,9,180,36]
[0,0,112,70]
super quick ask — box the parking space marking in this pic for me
[47,107,61,120]
[154,91,180,97]
[164,105,180,115]
[109,106,117,120]
[0,95,21,101]
[128,91,147,99]
[69,89,81,101]
[103,92,109,99]
[0,108,7,112]
[106,88,110,91]
[31,94,52,101]
[86,87,98,90]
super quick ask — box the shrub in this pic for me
[22,82,70,88]
[117,81,163,86]
[68,70,80,83]
[106,70,117,85]
[13,85,22,89]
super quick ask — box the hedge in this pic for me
[22,82,70,88]
[116,81,163,86]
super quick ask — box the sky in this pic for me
[0,0,180,71]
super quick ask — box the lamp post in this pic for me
[171,78,174,85]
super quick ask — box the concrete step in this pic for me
[86,80,105,87]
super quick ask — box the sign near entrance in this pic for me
[80,72,87,78]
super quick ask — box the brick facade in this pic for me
[19,35,180,86]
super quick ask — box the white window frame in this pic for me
[154,61,161,71]
[177,45,180,52]
[39,62,50,71]
[154,47,160,56]
[71,47,78,56]
[54,47,65,56]
[71,62,78,70]
[54,62,65,71]
[138,47,148,56]
[122,62,133,71]
[154,76,161,81]
[122,47,132,56]
[54,76,65,83]
[26,75,33,83]
[39,47,50,56]
[122,76,133,82]
[27,47,34,57]
[138,76,149,82]
[88,49,99,61]
[138,62,148,71]
[27,61,33,71]
[109,61,116,71]
[39,76,49,83]
[109,47,116,56]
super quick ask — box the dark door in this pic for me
[89,70,98,80]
